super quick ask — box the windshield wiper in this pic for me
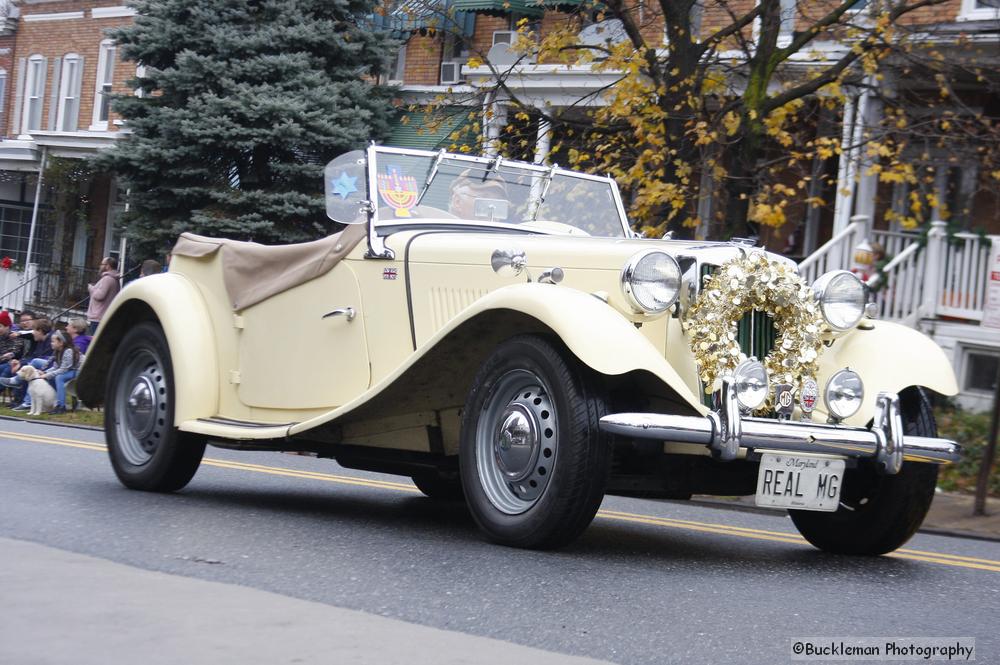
[415,149,446,207]
[528,163,557,220]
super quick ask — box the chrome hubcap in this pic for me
[476,370,557,515]
[113,349,169,466]
[126,378,156,442]
[495,404,539,482]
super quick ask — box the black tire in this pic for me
[789,387,938,555]
[411,470,465,501]
[105,321,206,492]
[459,335,611,549]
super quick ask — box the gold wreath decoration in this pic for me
[681,252,825,404]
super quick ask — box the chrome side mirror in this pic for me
[491,249,527,277]
[537,267,564,284]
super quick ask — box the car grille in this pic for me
[699,264,777,361]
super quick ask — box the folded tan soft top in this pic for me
[171,224,368,310]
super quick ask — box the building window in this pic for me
[750,0,798,48]
[964,349,999,394]
[960,0,1000,20]
[0,69,7,136]
[91,40,116,129]
[134,64,147,98]
[22,55,47,133]
[57,54,84,131]
[0,203,39,265]
[388,44,406,84]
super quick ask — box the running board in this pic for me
[179,417,296,441]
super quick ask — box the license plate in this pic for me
[754,453,845,512]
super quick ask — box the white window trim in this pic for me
[388,44,405,84]
[958,0,1000,20]
[958,344,1000,395]
[751,0,798,49]
[23,11,85,22]
[20,54,46,136]
[0,68,7,132]
[90,39,116,131]
[134,64,147,98]
[56,53,83,132]
[91,6,137,19]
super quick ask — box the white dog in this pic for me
[17,365,56,416]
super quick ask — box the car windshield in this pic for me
[368,148,629,238]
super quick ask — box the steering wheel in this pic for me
[519,220,591,236]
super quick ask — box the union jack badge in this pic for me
[382,267,398,280]
[799,377,819,421]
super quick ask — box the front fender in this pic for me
[819,319,957,427]
[459,283,705,412]
[76,273,219,422]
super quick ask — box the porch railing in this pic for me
[0,264,38,312]
[872,228,920,260]
[798,218,863,284]
[937,231,993,322]
[868,241,925,325]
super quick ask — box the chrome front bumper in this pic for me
[598,381,960,475]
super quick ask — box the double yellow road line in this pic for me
[5,428,1000,573]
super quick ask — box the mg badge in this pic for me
[774,383,794,419]
[800,378,819,415]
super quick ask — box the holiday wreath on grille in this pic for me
[681,252,825,405]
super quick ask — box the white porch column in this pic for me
[920,220,948,319]
[23,145,47,286]
[832,79,874,237]
[482,96,508,157]
[533,118,552,164]
[853,94,883,225]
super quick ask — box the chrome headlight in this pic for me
[621,250,681,313]
[812,270,866,331]
[825,369,864,420]
[733,358,769,411]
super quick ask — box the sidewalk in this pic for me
[690,491,1000,542]
[0,537,614,665]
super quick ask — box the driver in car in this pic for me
[449,171,509,221]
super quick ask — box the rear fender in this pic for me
[76,273,219,422]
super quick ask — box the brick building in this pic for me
[382,0,1000,407]
[385,0,1000,242]
[0,0,136,313]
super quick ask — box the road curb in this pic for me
[0,414,103,432]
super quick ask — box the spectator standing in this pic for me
[87,257,121,334]
[67,318,92,355]
[140,259,162,277]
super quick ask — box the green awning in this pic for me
[386,110,476,150]
[449,0,545,18]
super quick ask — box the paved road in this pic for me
[2,417,998,664]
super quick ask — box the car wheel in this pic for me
[411,470,464,501]
[105,321,206,492]
[459,335,611,549]
[789,387,938,555]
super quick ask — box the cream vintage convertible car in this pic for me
[77,146,961,555]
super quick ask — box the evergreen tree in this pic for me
[100,0,396,251]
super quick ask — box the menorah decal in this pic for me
[377,167,418,217]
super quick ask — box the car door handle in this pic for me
[322,307,356,321]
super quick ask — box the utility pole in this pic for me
[973,363,999,516]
